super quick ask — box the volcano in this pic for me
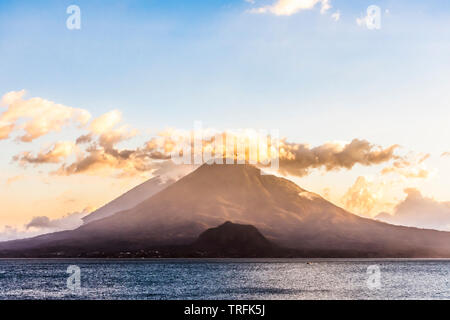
[82,176,175,224]
[1,163,450,257]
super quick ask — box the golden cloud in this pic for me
[381,153,432,179]
[278,139,399,177]
[341,176,381,216]
[0,123,15,140]
[53,110,140,176]
[341,176,394,217]
[0,91,405,179]
[14,141,77,165]
[0,90,91,142]
[13,124,402,179]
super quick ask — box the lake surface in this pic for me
[0,259,449,300]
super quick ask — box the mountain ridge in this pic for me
[82,176,175,224]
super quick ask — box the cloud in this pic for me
[15,123,400,179]
[342,176,378,216]
[250,0,331,16]
[55,111,139,176]
[25,210,88,230]
[12,109,140,176]
[88,110,138,148]
[0,123,14,140]
[0,226,30,242]
[0,91,402,179]
[375,189,450,231]
[50,126,188,177]
[76,134,92,144]
[278,139,399,177]
[0,90,91,142]
[0,209,91,241]
[55,148,147,177]
[89,110,122,135]
[340,176,393,217]
[13,141,77,165]
[142,130,400,178]
[331,10,340,21]
[381,153,432,179]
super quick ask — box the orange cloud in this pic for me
[341,176,381,216]
[14,125,401,179]
[0,90,91,142]
[10,108,140,176]
[340,175,397,217]
[0,92,405,179]
[381,152,432,179]
[278,139,399,177]
[0,123,14,140]
[53,111,140,176]
[14,141,77,165]
[55,149,147,176]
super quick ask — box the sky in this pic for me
[1,0,450,238]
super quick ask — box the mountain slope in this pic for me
[82,176,175,224]
[1,163,450,257]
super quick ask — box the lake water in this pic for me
[0,259,449,300]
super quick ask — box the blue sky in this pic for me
[1,0,450,230]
